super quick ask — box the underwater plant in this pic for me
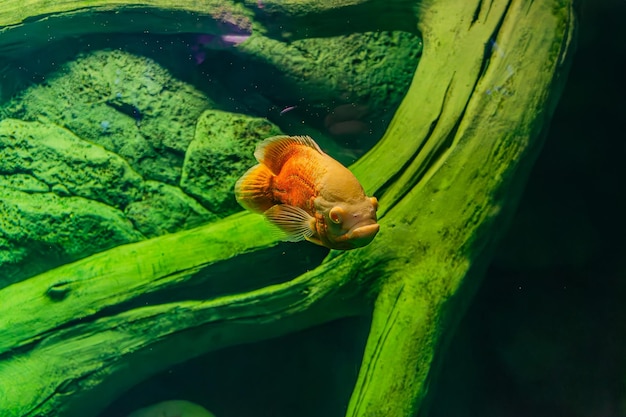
[0,0,575,417]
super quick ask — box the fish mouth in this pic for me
[340,223,380,248]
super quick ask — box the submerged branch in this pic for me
[0,0,576,416]
[347,0,576,415]
[1,251,370,417]
[0,212,277,355]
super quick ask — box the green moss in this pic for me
[180,110,283,215]
[0,187,143,287]
[234,30,421,140]
[0,50,214,184]
[0,118,144,207]
[124,181,216,237]
[0,1,575,416]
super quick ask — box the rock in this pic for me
[125,181,216,238]
[0,173,49,193]
[0,118,143,208]
[216,30,422,145]
[0,187,143,288]
[127,400,216,417]
[0,49,215,184]
[0,117,226,283]
[181,110,283,215]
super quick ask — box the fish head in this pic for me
[321,196,379,249]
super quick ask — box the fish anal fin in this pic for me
[254,135,324,174]
[264,204,315,242]
[234,164,275,213]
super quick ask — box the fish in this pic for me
[279,105,298,115]
[235,135,379,250]
[324,103,369,136]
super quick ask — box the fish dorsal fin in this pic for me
[254,135,323,174]
[264,204,315,242]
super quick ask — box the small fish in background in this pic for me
[279,105,298,115]
[235,135,379,250]
[190,31,251,64]
[324,103,370,136]
[105,100,143,126]
[188,12,252,64]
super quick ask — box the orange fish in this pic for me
[235,135,379,250]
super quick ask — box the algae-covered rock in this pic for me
[0,117,226,283]
[242,30,421,106]
[0,49,215,184]
[224,30,422,140]
[0,118,143,208]
[181,110,283,215]
[125,180,216,237]
[0,187,143,288]
[0,173,49,193]
[127,400,216,417]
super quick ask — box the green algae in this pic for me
[0,0,576,416]
[0,50,215,184]
[0,186,144,287]
[181,110,283,215]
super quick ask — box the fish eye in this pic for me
[329,207,345,224]
[370,197,379,211]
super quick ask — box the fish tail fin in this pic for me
[235,163,275,212]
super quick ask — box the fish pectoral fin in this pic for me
[234,163,275,213]
[264,204,315,242]
[304,235,325,247]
